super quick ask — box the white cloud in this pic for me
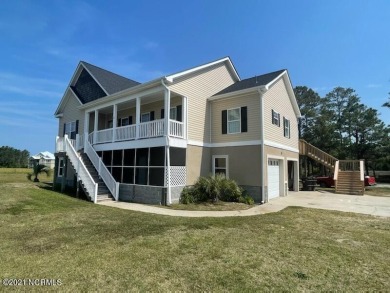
[367,83,382,88]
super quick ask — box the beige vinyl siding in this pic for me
[168,63,236,142]
[58,91,84,136]
[211,92,260,143]
[263,78,298,149]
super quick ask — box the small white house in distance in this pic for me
[29,151,55,169]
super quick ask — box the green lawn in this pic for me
[0,169,389,291]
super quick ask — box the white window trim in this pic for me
[141,112,150,123]
[212,155,229,178]
[58,158,64,177]
[272,110,280,126]
[227,107,241,134]
[284,117,290,138]
[64,121,76,137]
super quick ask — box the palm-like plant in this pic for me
[27,161,51,182]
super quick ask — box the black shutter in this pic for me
[161,109,165,119]
[129,116,133,125]
[75,120,79,134]
[278,113,280,127]
[63,123,66,136]
[241,107,247,132]
[176,105,182,122]
[222,110,227,134]
[150,111,155,121]
[272,109,275,124]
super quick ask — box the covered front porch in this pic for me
[85,88,187,145]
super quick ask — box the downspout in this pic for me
[258,86,268,204]
[161,78,172,205]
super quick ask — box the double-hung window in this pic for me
[222,107,247,135]
[272,110,280,126]
[283,117,290,138]
[212,155,228,178]
[227,108,241,134]
[64,121,77,139]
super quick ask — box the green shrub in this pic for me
[179,175,255,205]
[179,186,196,204]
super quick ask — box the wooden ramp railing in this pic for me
[299,139,337,168]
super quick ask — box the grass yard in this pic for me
[365,187,390,197]
[163,201,252,211]
[0,169,389,291]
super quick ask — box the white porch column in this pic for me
[84,112,90,136]
[112,104,117,142]
[164,88,171,136]
[135,97,140,139]
[93,110,99,144]
[182,96,187,139]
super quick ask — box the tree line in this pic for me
[0,146,30,168]
[294,86,390,172]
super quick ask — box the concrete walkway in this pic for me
[98,191,390,218]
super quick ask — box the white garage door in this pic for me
[268,159,280,199]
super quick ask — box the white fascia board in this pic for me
[265,71,301,118]
[54,87,82,116]
[208,85,267,101]
[165,57,240,83]
[93,136,167,151]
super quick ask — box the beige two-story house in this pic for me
[54,57,301,204]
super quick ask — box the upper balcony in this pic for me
[91,118,184,144]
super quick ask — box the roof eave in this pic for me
[166,57,240,83]
[209,85,267,101]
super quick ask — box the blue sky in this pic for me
[0,0,389,156]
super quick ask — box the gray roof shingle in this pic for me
[81,61,140,95]
[214,69,286,96]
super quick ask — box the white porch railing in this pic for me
[116,124,136,141]
[139,119,165,138]
[169,120,184,138]
[90,119,185,145]
[84,136,119,201]
[96,128,113,143]
[76,134,84,151]
[64,135,98,203]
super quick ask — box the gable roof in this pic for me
[31,151,55,160]
[213,69,286,96]
[165,56,240,83]
[81,61,140,95]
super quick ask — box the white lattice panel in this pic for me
[166,166,186,186]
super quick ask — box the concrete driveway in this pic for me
[98,191,390,218]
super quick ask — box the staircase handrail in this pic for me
[299,139,338,166]
[84,136,119,201]
[64,135,98,203]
